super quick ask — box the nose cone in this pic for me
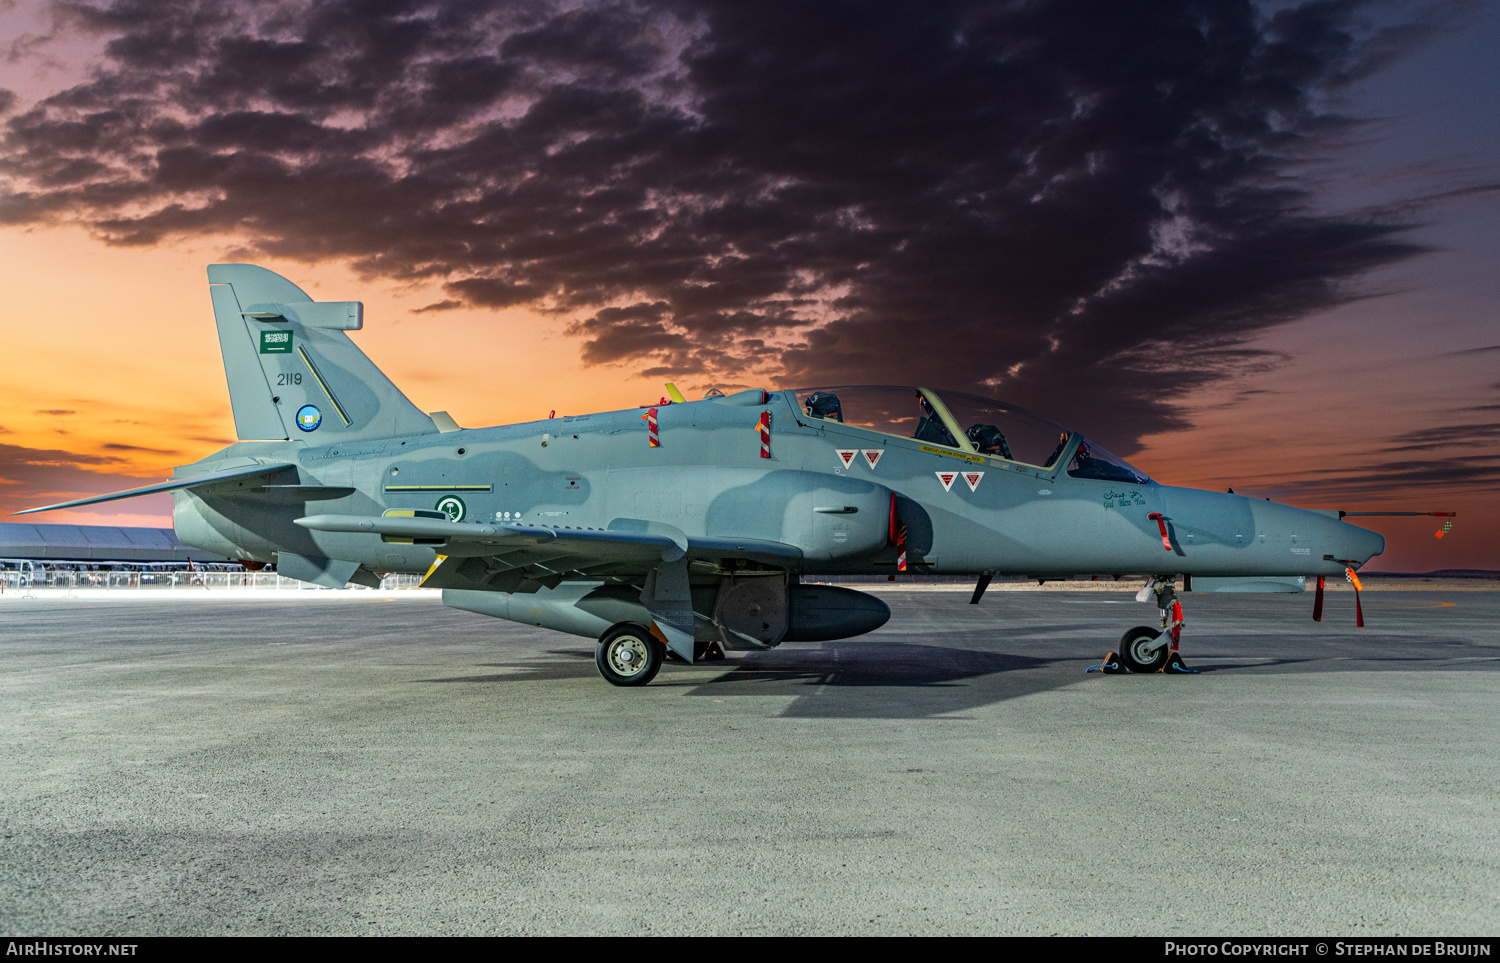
[1343,522,1385,565]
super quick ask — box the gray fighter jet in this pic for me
[21,264,1393,684]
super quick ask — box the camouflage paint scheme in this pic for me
[21,266,1385,680]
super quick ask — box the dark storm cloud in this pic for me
[0,0,1454,450]
[0,441,155,514]
[1257,452,1500,499]
[1378,422,1500,453]
[1369,181,1500,217]
[1208,416,1500,501]
[412,299,462,314]
[101,442,180,455]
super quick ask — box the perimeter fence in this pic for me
[0,561,425,594]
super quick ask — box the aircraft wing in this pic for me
[294,513,802,588]
[14,463,297,515]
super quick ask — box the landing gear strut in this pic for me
[1090,577,1197,674]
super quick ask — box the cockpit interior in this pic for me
[792,385,1151,484]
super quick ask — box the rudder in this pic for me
[206,264,437,441]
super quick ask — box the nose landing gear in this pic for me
[1090,577,1198,674]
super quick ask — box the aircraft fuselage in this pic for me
[173,387,1382,580]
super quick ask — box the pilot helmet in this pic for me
[805,391,843,420]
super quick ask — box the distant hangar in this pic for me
[0,522,232,565]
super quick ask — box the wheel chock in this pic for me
[1160,652,1198,674]
[1086,651,1127,674]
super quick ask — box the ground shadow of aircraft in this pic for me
[415,638,1072,718]
[685,640,1066,719]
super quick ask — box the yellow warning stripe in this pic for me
[297,345,351,425]
[918,444,986,464]
[419,554,447,587]
[383,485,493,492]
[382,508,416,544]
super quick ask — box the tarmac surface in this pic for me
[1,587,1496,935]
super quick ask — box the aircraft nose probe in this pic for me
[1306,511,1453,629]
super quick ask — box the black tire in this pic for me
[596,623,664,686]
[1118,625,1169,673]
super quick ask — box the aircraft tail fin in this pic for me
[206,264,438,441]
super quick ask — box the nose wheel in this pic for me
[1090,577,1198,674]
[1118,625,1169,672]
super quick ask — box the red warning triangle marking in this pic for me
[836,449,858,468]
[861,449,883,469]
[962,471,984,492]
[935,471,957,492]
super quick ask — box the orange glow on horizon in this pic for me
[0,224,673,500]
[2,224,1493,574]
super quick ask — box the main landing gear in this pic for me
[595,623,728,686]
[1090,577,1198,675]
[596,623,665,686]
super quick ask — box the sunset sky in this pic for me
[1,0,1496,572]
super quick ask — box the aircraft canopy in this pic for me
[790,385,1151,484]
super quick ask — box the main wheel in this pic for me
[596,623,664,686]
[1118,625,1168,673]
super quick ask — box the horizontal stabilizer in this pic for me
[14,463,295,515]
[429,411,462,432]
